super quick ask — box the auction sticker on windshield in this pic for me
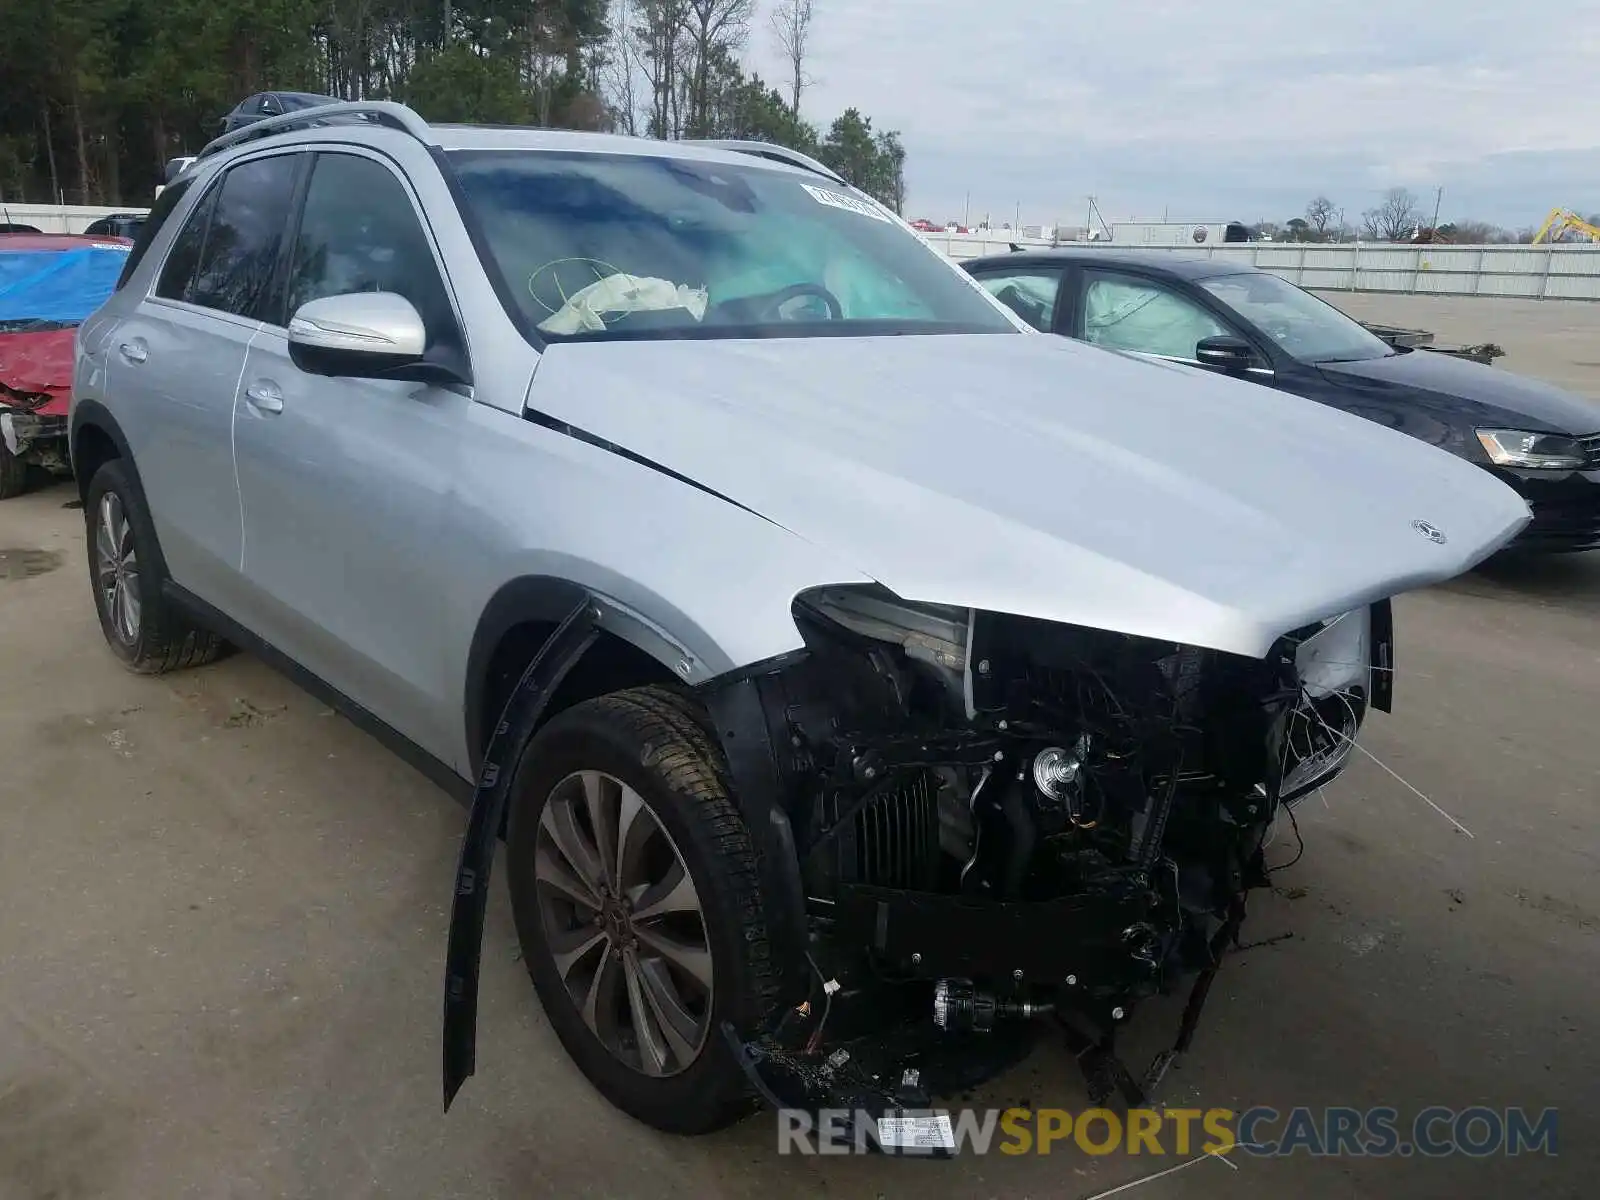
[801,183,893,223]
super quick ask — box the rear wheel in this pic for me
[506,686,778,1134]
[84,459,227,674]
[0,445,30,499]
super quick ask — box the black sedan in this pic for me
[82,213,146,239]
[965,248,1600,552]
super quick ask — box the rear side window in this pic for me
[116,180,191,290]
[180,155,301,320]
[155,183,217,300]
[973,268,1063,332]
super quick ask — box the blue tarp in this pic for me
[0,244,131,324]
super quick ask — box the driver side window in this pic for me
[1080,271,1232,360]
[283,152,457,352]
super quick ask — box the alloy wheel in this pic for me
[95,491,141,645]
[533,770,713,1077]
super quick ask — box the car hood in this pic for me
[1319,349,1600,434]
[527,332,1531,658]
[0,327,74,414]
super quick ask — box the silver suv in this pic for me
[71,102,1528,1142]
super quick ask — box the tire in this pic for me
[505,685,779,1134]
[0,444,30,499]
[84,459,227,674]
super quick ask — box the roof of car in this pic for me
[203,121,825,182]
[429,125,818,172]
[194,102,844,185]
[966,247,1258,280]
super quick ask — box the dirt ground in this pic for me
[2,298,1597,1199]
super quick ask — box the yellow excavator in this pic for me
[1531,208,1600,244]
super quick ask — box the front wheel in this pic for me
[505,686,778,1134]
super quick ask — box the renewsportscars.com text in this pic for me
[776,1105,1559,1158]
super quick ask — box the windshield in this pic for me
[1198,272,1393,363]
[446,150,1018,342]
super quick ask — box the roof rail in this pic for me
[198,100,432,162]
[680,139,845,186]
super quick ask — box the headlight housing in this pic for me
[1475,428,1587,470]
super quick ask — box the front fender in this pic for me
[445,403,874,772]
[461,571,823,772]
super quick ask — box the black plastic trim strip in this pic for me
[442,597,599,1108]
[699,671,812,1008]
[1370,598,1395,713]
[521,408,779,527]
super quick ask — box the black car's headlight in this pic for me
[1475,428,1587,470]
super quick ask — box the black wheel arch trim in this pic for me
[70,399,134,484]
[70,400,172,579]
[462,574,720,772]
[449,591,815,1107]
[444,595,600,1109]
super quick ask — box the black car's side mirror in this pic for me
[1195,335,1256,372]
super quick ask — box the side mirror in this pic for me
[1195,335,1256,372]
[288,292,441,381]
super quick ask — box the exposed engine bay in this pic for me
[701,584,1392,1143]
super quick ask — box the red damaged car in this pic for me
[0,233,132,497]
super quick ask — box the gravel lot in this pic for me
[1321,291,1600,399]
[2,295,1596,1200]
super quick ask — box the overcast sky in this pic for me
[747,0,1600,230]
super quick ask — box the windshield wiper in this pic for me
[1315,351,1394,364]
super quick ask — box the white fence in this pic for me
[919,232,1055,260]
[1096,242,1600,301]
[920,232,1600,300]
[1,202,152,235]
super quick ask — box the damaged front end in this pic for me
[0,323,78,483]
[701,584,1391,1143]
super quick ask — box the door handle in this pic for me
[118,341,148,364]
[243,382,284,414]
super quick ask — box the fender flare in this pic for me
[445,596,815,1108]
[69,400,171,577]
[462,574,718,772]
[443,594,600,1108]
[70,398,134,480]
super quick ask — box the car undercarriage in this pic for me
[444,585,1393,1149]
